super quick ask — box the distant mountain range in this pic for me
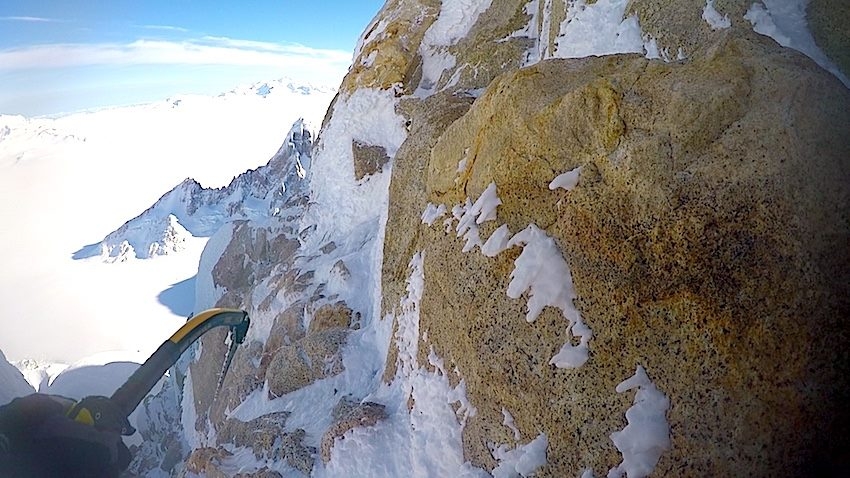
[224,78,336,99]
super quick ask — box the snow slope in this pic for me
[0,349,35,406]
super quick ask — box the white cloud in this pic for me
[0,36,352,116]
[0,16,61,22]
[139,24,190,33]
[0,36,351,72]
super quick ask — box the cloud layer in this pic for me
[0,36,351,72]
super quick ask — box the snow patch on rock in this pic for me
[703,0,731,30]
[607,366,671,478]
[422,203,447,226]
[424,181,592,369]
[554,0,644,59]
[549,166,582,191]
[507,225,592,369]
[310,252,492,477]
[491,433,548,478]
[454,182,501,252]
[415,0,494,97]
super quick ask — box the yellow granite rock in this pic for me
[382,29,850,476]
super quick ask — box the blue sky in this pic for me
[0,1,384,116]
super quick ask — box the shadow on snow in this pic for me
[72,243,102,260]
[157,276,196,317]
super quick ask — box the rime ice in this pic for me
[607,366,671,478]
[702,0,731,30]
[491,433,548,478]
[549,167,582,191]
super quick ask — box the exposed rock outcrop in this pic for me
[266,328,349,397]
[320,397,388,463]
[218,412,315,475]
[390,35,850,473]
[181,105,367,472]
[183,447,232,477]
[352,141,391,180]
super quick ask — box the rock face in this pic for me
[175,99,371,475]
[217,412,315,474]
[136,1,849,476]
[376,2,850,477]
[352,141,390,180]
[390,40,850,475]
[808,0,850,77]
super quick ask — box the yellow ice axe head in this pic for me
[67,396,135,436]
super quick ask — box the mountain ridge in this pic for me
[74,119,313,262]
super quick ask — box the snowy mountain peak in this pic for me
[73,119,314,262]
[224,78,337,99]
[99,214,191,263]
[11,358,69,392]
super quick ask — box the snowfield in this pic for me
[0,79,336,363]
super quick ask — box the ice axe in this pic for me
[67,308,250,435]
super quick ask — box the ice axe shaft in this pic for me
[109,308,250,419]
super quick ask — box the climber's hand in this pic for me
[37,409,133,473]
[0,393,132,478]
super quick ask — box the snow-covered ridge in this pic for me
[74,120,313,262]
[12,358,69,392]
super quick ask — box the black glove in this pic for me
[0,394,132,478]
